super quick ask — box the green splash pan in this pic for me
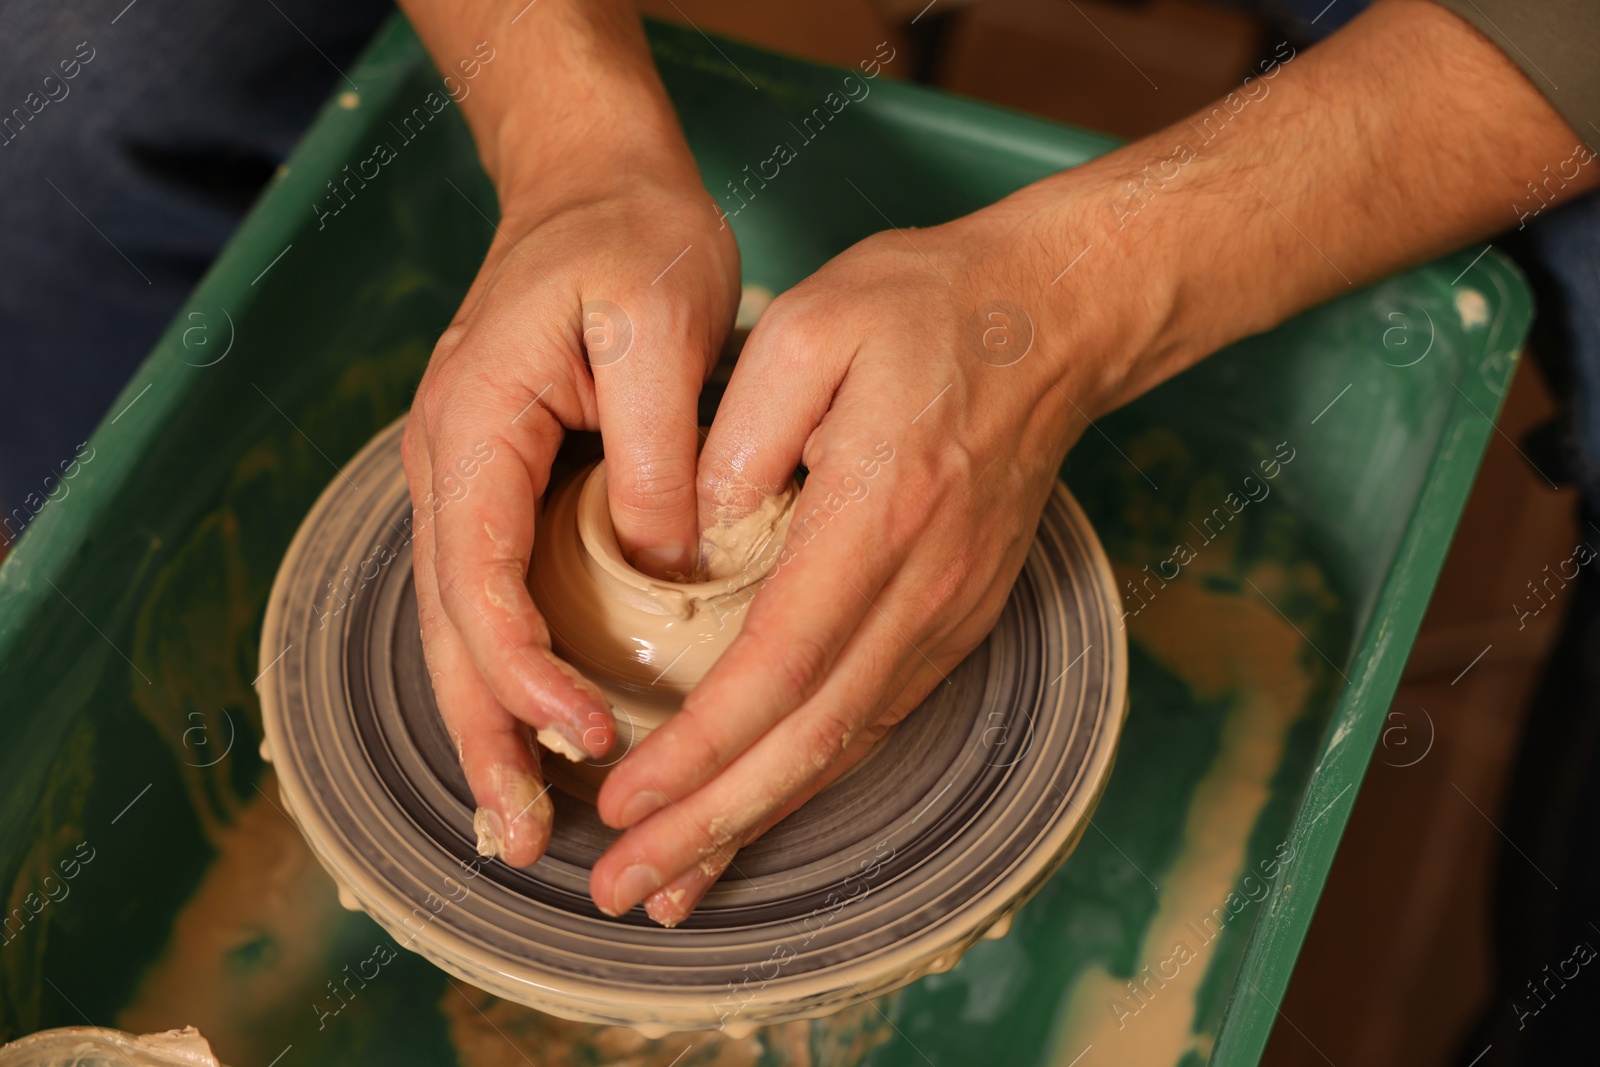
[0,15,1529,1067]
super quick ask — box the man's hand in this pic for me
[589,0,1600,923]
[399,0,740,865]
[588,212,1107,923]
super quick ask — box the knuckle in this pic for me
[696,464,728,512]
[417,331,471,420]
[696,457,769,516]
[465,553,529,586]
[939,441,977,484]
[400,418,425,481]
[612,462,697,518]
[791,706,857,773]
[415,377,451,439]
[903,436,974,494]
[523,608,554,651]
[997,455,1029,497]
[854,230,902,257]
[751,289,804,333]
[662,709,735,782]
[440,554,521,610]
[764,628,831,707]
[747,293,823,361]
[433,321,471,359]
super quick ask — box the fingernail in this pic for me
[536,723,588,763]
[631,543,694,581]
[617,789,668,827]
[543,660,614,753]
[472,807,506,859]
[645,887,689,929]
[613,863,663,914]
[501,770,554,860]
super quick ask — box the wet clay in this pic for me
[696,487,796,583]
[112,775,898,1066]
[441,984,894,1067]
[527,461,796,798]
[1047,554,1327,1066]
[0,1027,222,1067]
[118,775,349,1060]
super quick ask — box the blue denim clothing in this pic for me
[0,0,388,542]
[1526,193,1600,507]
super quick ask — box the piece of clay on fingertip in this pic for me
[472,806,506,859]
[545,657,615,721]
[644,900,681,928]
[536,724,588,763]
[499,761,555,825]
[644,886,689,928]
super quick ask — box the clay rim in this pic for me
[573,460,772,600]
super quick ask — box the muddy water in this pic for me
[1049,559,1323,1065]
[114,775,893,1067]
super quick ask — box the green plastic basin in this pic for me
[0,15,1529,1067]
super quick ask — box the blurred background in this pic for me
[629,0,1579,1063]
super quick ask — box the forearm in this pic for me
[398,0,699,207]
[1018,0,1598,414]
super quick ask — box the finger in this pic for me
[642,848,733,929]
[695,298,847,526]
[589,291,716,579]
[638,661,943,928]
[404,429,555,867]
[418,380,617,758]
[637,648,949,929]
[449,666,555,868]
[592,598,948,916]
[594,441,904,829]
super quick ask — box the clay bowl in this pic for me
[525,458,793,801]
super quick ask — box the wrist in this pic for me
[1012,136,1283,419]
[419,0,703,220]
[483,91,704,215]
[964,161,1187,424]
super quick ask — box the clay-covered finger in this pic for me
[417,386,617,758]
[403,434,555,867]
[694,295,849,528]
[455,695,555,868]
[592,601,939,916]
[634,704,907,928]
[642,848,733,928]
[589,290,717,579]
[635,676,938,927]
[594,441,905,830]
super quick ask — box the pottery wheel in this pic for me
[257,417,1127,1035]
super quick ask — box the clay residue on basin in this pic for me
[441,984,894,1067]
[1046,525,1336,1066]
[114,773,903,1066]
[117,775,349,1058]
